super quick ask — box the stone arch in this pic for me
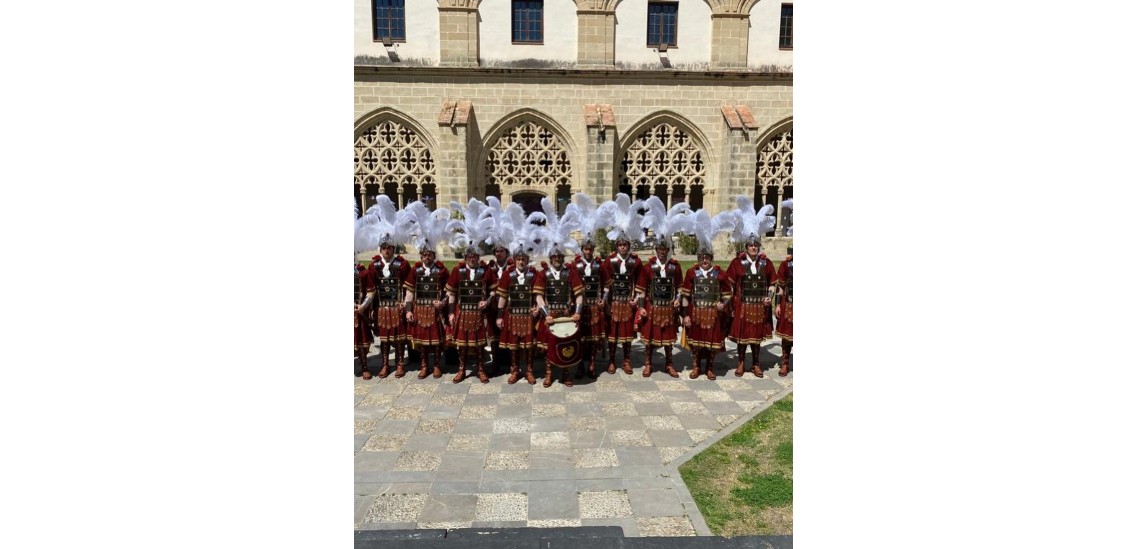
[353,108,440,213]
[477,108,580,215]
[616,111,715,210]
[754,116,793,234]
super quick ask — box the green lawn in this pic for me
[679,393,793,536]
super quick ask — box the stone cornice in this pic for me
[354,65,792,85]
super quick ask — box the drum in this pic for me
[545,319,582,370]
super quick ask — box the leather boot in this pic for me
[689,352,701,379]
[562,367,574,387]
[394,342,406,378]
[507,351,520,385]
[735,345,746,377]
[358,348,371,380]
[642,346,653,377]
[622,343,633,374]
[525,349,537,385]
[750,345,764,378]
[453,349,466,383]
[607,343,617,374]
[664,346,679,378]
[378,344,391,378]
[432,349,442,379]
[543,364,554,388]
[477,349,489,384]
[585,343,598,378]
[779,346,790,377]
[417,347,429,379]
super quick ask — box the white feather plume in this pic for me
[730,195,776,243]
[449,198,496,251]
[603,193,646,243]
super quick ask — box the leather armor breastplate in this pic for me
[459,268,485,310]
[508,271,534,313]
[544,268,571,307]
[693,273,719,305]
[374,259,402,304]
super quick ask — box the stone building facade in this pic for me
[354,0,794,258]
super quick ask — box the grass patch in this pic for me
[678,393,793,536]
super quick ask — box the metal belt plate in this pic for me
[651,276,673,305]
[459,279,484,309]
[742,274,767,303]
[694,277,719,305]
[416,275,439,302]
[376,277,401,303]
[509,284,532,312]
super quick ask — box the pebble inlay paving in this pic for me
[354,339,791,535]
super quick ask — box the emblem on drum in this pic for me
[560,345,575,359]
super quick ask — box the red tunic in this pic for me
[355,265,375,350]
[496,266,542,351]
[725,253,776,345]
[775,259,793,342]
[486,258,514,342]
[445,263,498,348]
[572,254,610,342]
[403,260,449,348]
[635,257,683,347]
[680,265,731,350]
[370,255,411,344]
[604,252,642,344]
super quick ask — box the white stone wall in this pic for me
[615,0,713,68]
[478,0,579,63]
[354,0,441,63]
[748,0,793,69]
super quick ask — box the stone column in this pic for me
[582,103,617,203]
[711,14,750,69]
[575,1,617,68]
[436,100,475,255]
[717,105,760,257]
[438,0,480,67]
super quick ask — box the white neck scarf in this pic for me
[497,260,507,281]
[698,265,713,278]
[381,257,391,277]
[422,262,432,277]
[583,258,591,276]
[618,254,628,275]
[550,264,562,280]
[748,254,758,275]
[516,268,526,285]
[468,265,476,281]
[654,257,667,278]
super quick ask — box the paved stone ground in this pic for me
[355,337,793,536]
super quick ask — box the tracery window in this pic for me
[354,118,436,212]
[755,129,793,235]
[618,122,706,210]
[483,120,573,211]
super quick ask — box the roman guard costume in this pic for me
[486,247,512,371]
[605,245,642,374]
[398,200,455,379]
[568,191,614,379]
[404,255,449,378]
[678,208,735,380]
[370,248,411,378]
[725,196,779,378]
[601,192,646,375]
[445,250,497,383]
[572,248,608,378]
[633,197,692,378]
[355,264,375,378]
[497,250,541,385]
[774,246,793,377]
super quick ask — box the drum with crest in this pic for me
[543,319,582,370]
